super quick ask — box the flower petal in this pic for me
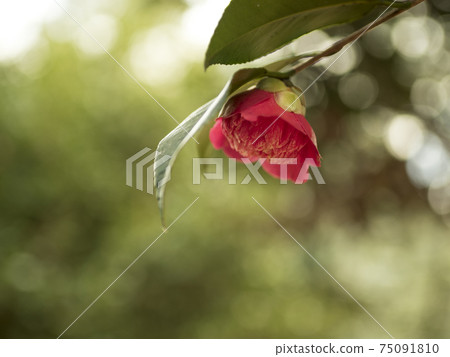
[261,158,307,183]
[261,142,320,184]
[209,118,228,150]
[209,118,257,161]
[300,141,321,167]
[280,110,317,146]
[222,89,272,118]
[231,89,317,145]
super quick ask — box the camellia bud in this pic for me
[209,76,320,183]
[256,77,306,116]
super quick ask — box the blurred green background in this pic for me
[1,0,450,338]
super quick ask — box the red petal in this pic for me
[231,89,317,145]
[209,118,257,161]
[261,142,321,184]
[262,159,307,183]
[209,118,228,150]
[222,89,272,118]
[300,141,321,167]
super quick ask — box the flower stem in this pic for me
[292,0,426,74]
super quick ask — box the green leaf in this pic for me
[154,67,270,226]
[205,0,407,68]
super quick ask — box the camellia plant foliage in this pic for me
[154,0,424,225]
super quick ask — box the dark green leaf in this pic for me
[205,0,409,68]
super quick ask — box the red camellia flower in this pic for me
[209,78,321,183]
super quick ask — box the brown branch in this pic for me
[293,0,426,73]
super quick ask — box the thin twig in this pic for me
[293,0,425,73]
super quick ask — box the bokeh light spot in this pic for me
[384,114,425,160]
[338,72,378,110]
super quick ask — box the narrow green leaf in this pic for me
[154,67,269,225]
[205,0,409,68]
